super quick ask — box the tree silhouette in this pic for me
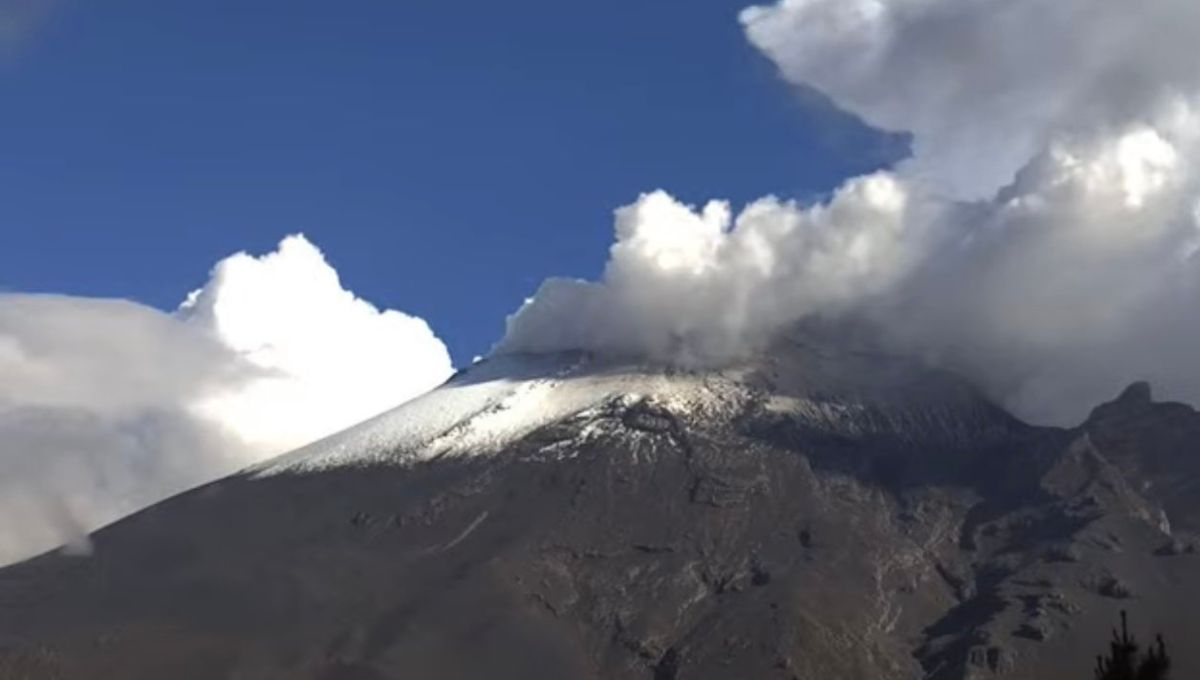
[1094,610,1170,680]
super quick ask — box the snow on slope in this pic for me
[251,351,750,476]
[249,325,1012,478]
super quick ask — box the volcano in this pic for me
[1,331,1198,679]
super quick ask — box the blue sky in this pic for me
[4,0,1200,566]
[0,0,902,363]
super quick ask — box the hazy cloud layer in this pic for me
[501,0,1200,426]
[0,235,452,565]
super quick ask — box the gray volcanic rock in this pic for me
[0,336,1198,679]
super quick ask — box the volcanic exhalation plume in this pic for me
[501,0,1200,427]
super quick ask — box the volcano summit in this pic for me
[1,330,1197,679]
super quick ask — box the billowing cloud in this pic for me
[877,119,1200,423]
[0,235,452,565]
[180,235,453,451]
[500,174,942,362]
[741,0,1200,199]
[501,0,1200,426]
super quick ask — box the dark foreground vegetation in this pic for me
[1095,612,1170,680]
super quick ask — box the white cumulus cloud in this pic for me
[0,234,452,566]
[180,234,453,451]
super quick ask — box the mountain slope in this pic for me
[0,338,1197,679]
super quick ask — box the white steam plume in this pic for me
[0,235,452,565]
[500,0,1200,426]
[501,175,941,362]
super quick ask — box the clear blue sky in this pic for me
[0,0,904,363]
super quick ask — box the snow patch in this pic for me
[252,355,756,475]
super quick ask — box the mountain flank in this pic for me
[1,336,1197,679]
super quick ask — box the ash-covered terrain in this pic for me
[1,333,1197,679]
